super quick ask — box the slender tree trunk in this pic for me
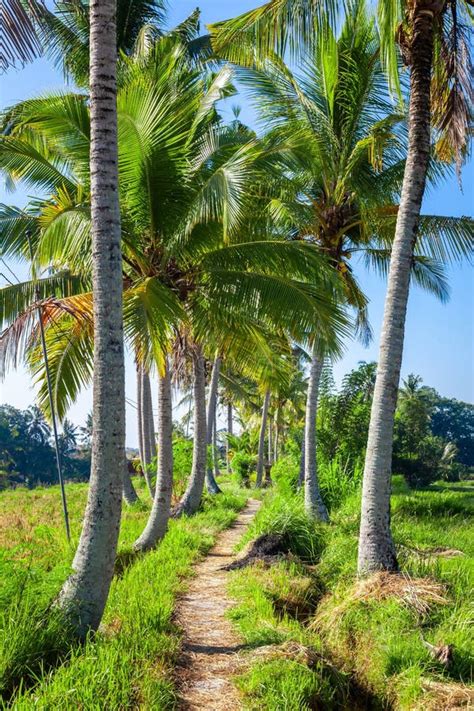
[226,401,233,472]
[58,0,124,637]
[137,365,144,470]
[206,355,222,494]
[256,389,270,488]
[140,368,155,497]
[144,371,157,461]
[274,410,279,463]
[134,360,173,551]
[304,344,329,521]
[212,412,221,477]
[297,445,305,489]
[122,461,139,505]
[174,347,207,516]
[358,8,435,575]
[268,420,273,465]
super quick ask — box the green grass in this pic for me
[0,477,247,708]
[227,476,474,710]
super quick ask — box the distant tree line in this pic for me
[316,364,473,487]
[0,405,91,488]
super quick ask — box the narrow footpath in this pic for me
[175,498,262,710]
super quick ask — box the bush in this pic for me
[239,493,325,564]
[172,436,193,499]
[318,455,363,511]
[232,452,255,487]
[271,454,300,496]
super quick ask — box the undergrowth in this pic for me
[228,472,473,710]
[0,477,246,709]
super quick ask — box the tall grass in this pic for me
[228,478,474,710]
[238,493,325,564]
[0,480,246,708]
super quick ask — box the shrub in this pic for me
[232,452,256,487]
[172,436,193,498]
[271,454,300,496]
[239,493,324,564]
[318,455,363,510]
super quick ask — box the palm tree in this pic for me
[137,364,156,497]
[79,411,93,447]
[210,0,472,551]
[0,28,349,544]
[205,354,222,494]
[57,0,126,637]
[25,404,51,443]
[234,2,472,520]
[255,388,271,487]
[1,0,43,71]
[28,0,168,86]
[59,417,78,454]
[358,0,472,574]
[133,357,173,550]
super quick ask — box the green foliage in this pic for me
[314,364,469,490]
[318,456,363,511]
[317,362,376,469]
[231,451,256,487]
[229,479,474,711]
[0,405,90,488]
[239,493,325,564]
[270,454,300,497]
[393,375,468,486]
[171,435,193,499]
[431,397,474,467]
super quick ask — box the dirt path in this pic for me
[174,498,261,710]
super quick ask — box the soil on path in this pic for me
[174,498,261,710]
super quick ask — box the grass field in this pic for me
[0,477,246,709]
[1,475,472,709]
[228,477,474,710]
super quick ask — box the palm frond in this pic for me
[1,0,43,71]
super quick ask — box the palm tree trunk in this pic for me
[137,365,144,470]
[304,344,329,521]
[256,389,270,488]
[122,461,139,505]
[144,370,157,461]
[174,347,207,516]
[273,409,279,463]
[268,420,273,465]
[297,445,305,489]
[226,401,233,472]
[58,0,124,637]
[134,360,173,551]
[358,8,435,575]
[140,368,155,498]
[206,355,222,494]
[212,412,221,477]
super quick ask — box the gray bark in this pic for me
[226,401,233,472]
[144,371,157,461]
[268,420,273,465]
[206,355,222,494]
[297,445,305,489]
[358,8,435,575]
[274,411,279,463]
[58,0,125,637]
[134,360,173,551]
[174,347,207,516]
[140,368,155,498]
[122,461,139,505]
[256,389,270,488]
[304,345,329,521]
[212,413,221,478]
[137,365,144,470]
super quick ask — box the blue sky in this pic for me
[0,0,473,446]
